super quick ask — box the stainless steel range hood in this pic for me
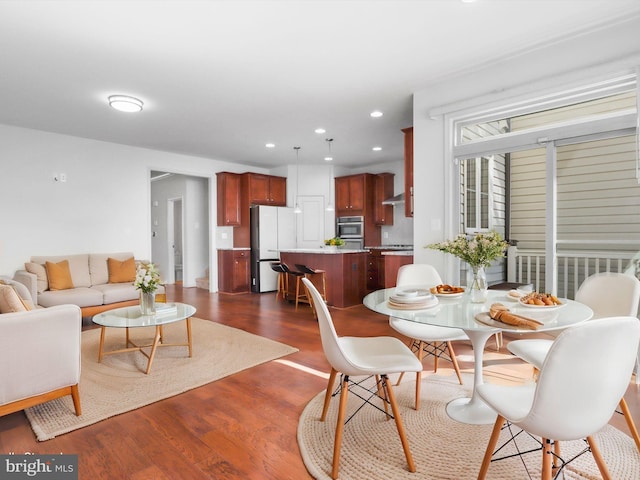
[382,192,405,205]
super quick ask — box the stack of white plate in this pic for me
[388,289,439,310]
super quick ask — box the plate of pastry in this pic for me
[430,284,465,298]
[518,292,566,309]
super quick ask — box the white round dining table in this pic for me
[362,288,593,425]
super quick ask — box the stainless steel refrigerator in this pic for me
[250,205,297,292]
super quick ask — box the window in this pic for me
[448,72,638,293]
[463,156,491,232]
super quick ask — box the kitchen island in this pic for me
[278,249,368,308]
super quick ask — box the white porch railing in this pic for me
[506,245,638,299]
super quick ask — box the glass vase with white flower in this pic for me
[426,231,509,302]
[135,262,161,314]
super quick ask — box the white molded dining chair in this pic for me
[478,316,640,480]
[389,264,470,408]
[302,278,423,479]
[507,272,640,452]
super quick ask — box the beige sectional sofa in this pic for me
[14,252,164,317]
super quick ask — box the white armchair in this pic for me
[0,303,82,416]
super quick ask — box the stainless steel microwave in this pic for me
[336,216,364,238]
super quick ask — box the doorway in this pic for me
[168,197,184,284]
[150,171,210,288]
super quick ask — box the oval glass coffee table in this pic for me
[92,302,196,374]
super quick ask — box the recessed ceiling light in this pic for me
[370,110,383,118]
[314,128,326,134]
[108,95,143,113]
[372,146,382,151]
[324,156,333,162]
[265,143,275,148]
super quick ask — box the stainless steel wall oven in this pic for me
[336,216,364,239]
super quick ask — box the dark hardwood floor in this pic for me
[1,285,638,479]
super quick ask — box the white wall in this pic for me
[0,124,262,290]
[412,15,640,283]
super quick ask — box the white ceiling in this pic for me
[1,0,639,169]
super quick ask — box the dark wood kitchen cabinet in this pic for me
[402,127,414,217]
[220,172,286,248]
[367,250,386,291]
[335,173,382,246]
[367,249,414,291]
[335,174,368,216]
[216,172,242,226]
[374,172,394,225]
[217,249,250,293]
[243,173,286,206]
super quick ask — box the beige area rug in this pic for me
[298,373,640,479]
[26,318,298,441]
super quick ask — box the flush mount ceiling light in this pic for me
[265,143,275,148]
[314,128,326,134]
[108,95,143,113]
[324,138,334,161]
[372,146,382,151]
[370,110,383,118]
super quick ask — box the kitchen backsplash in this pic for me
[381,205,413,245]
[216,226,234,249]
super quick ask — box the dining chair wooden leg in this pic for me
[414,371,421,410]
[447,341,464,385]
[494,332,503,350]
[477,414,505,480]
[383,375,416,473]
[586,436,612,480]
[331,376,350,480]
[321,368,338,421]
[619,397,640,453]
[433,342,440,372]
[375,375,391,419]
[552,440,561,472]
[541,438,553,480]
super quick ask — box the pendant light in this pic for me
[324,138,334,161]
[294,146,302,214]
[326,164,335,212]
[325,138,335,211]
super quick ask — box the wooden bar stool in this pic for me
[270,262,288,300]
[280,263,305,307]
[295,264,327,314]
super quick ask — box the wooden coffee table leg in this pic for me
[186,317,193,357]
[98,327,106,362]
[145,326,163,374]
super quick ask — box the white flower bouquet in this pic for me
[134,262,161,293]
[426,231,508,268]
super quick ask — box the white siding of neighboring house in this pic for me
[509,92,639,292]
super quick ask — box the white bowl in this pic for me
[395,289,419,298]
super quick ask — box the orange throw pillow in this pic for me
[108,257,136,283]
[46,260,74,291]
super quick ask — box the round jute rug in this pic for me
[297,373,640,480]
